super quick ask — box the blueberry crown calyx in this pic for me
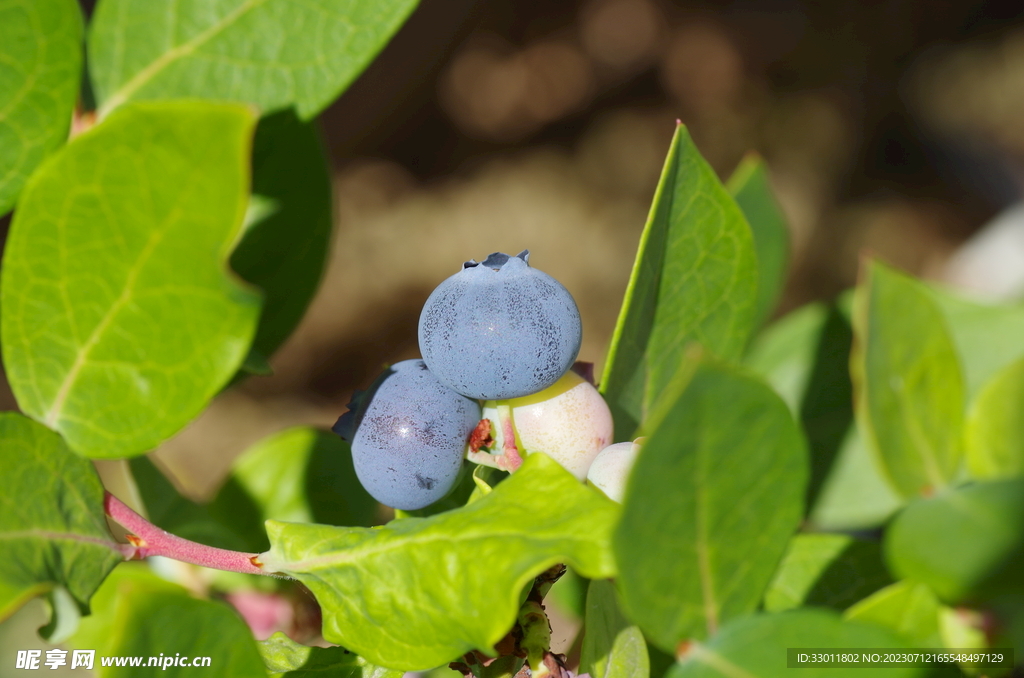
[462,250,530,271]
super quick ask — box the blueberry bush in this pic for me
[1,1,1023,677]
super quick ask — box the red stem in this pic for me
[104,492,269,576]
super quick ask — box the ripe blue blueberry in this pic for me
[333,359,480,511]
[418,251,582,400]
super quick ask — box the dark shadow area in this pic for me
[799,305,855,511]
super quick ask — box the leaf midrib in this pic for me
[43,219,169,428]
[98,0,271,117]
[273,528,603,574]
[0,529,123,554]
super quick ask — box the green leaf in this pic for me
[667,609,927,678]
[925,288,1024,400]
[131,428,380,554]
[580,579,649,678]
[885,478,1024,603]
[0,0,82,215]
[209,426,381,551]
[845,581,943,647]
[746,303,831,412]
[258,631,402,677]
[0,413,122,622]
[614,362,807,653]
[852,260,965,498]
[129,456,257,553]
[1,101,260,458]
[600,124,758,440]
[72,564,266,677]
[966,356,1024,480]
[88,0,419,120]
[727,154,789,329]
[808,427,903,530]
[746,300,904,530]
[763,534,892,613]
[261,453,618,671]
[230,109,332,358]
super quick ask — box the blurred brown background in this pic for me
[6,0,1024,494]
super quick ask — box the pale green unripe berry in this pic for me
[586,438,644,502]
[482,369,613,481]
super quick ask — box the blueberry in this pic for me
[333,359,480,510]
[418,251,582,400]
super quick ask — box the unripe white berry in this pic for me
[586,438,644,502]
[482,369,613,480]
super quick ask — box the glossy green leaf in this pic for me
[727,154,789,328]
[261,453,618,670]
[231,110,332,358]
[885,479,1024,603]
[614,362,807,653]
[925,288,1024,400]
[966,356,1024,480]
[0,413,122,622]
[0,0,82,215]
[580,579,649,678]
[72,564,265,677]
[852,260,965,498]
[845,581,943,647]
[668,609,926,678]
[763,534,892,612]
[1,101,260,458]
[259,632,402,677]
[88,0,419,119]
[601,124,758,440]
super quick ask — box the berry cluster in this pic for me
[334,251,634,510]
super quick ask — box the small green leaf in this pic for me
[727,154,789,328]
[966,356,1024,480]
[258,631,402,677]
[72,564,266,677]
[601,124,758,440]
[88,0,419,119]
[0,413,122,622]
[845,581,943,647]
[580,579,649,678]
[261,453,618,671]
[763,534,892,613]
[0,0,82,215]
[747,301,903,529]
[668,609,926,678]
[885,479,1024,604]
[231,110,332,359]
[852,260,965,498]
[925,288,1024,400]
[614,362,807,653]
[210,427,381,550]
[808,427,903,530]
[132,428,380,554]
[129,456,257,553]
[746,303,831,412]
[1,101,260,458]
